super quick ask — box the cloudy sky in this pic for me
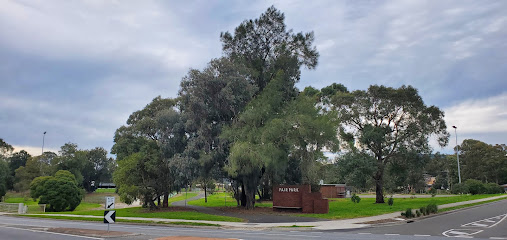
[1,0,506,157]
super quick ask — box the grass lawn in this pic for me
[188,192,273,208]
[169,192,198,205]
[42,206,242,222]
[301,194,506,219]
[94,188,116,193]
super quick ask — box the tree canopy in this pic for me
[332,85,449,203]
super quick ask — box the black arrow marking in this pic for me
[107,202,114,208]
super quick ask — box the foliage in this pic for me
[485,183,504,194]
[30,170,83,212]
[220,6,318,93]
[351,194,361,203]
[416,210,421,217]
[13,152,55,192]
[426,203,438,214]
[332,85,449,203]
[401,208,414,218]
[112,96,193,209]
[336,151,376,191]
[451,183,469,194]
[459,140,507,184]
[0,159,8,199]
[466,179,487,195]
[388,196,394,206]
[420,206,427,216]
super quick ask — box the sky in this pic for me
[1,0,506,157]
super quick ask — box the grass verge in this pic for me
[301,194,506,219]
[19,215,221,227]
[438,197,507,213]
[188,192,272,208]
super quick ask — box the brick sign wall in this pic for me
[273,185,328,214]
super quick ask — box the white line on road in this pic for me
[414,235,431,237]
[385,233,400,235]
[490,238,507,239]
[358,233,372,234]
[0,225,104,240]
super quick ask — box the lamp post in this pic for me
[42,131,47,154]
[452,126,461,183]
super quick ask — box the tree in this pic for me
[0,159,8,200]
[30,170,83,212]
[332,85,449,203]
[14,152,55,192]
[221,6,318,93]
[179,58,256,202]
[112,96,191,208]
[0,138,14,157]
[82,147,114,192]
[224,72,338,208]
[6,150,31,189]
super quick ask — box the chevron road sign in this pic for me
[104,210,116,223]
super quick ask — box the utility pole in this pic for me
[42,131,47,154]
[452,126,461,183]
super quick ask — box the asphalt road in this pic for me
[345,198,507,239]
[1,199,506,240]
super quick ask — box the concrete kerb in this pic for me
[17,194,507,231]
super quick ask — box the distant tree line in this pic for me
[0,138,115,204]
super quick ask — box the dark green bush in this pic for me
[427,203,438,214]
[420,206,427,216]
[416,210,421,217]
[351,194,361,203]
[403,208,414,218]
[485,183,504,194]
[30,170,83,212]
[451,183,469,194]
[466,179,487,195]
[388,196,394,206]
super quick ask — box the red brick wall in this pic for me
[273,185,329,214]
[320,186,338,198]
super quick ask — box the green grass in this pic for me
[169,192,198,205]
[438,197,507,213]
[42,206,243,222]
[19,215,221,227]
[187,192,273,208]
[94,188,116,193]
[301,194,506,219]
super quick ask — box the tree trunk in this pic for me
[240,183,246,207]
[244,183,256,210]
[162,192,169,208]
[157,196,161,207]
[204,185,208,203]
[375,167,385,203]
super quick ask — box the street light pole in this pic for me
[42,131,47,154]
[452,126,461,184]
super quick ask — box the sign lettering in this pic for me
[278,187,299,193]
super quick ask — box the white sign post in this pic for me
[105,197,115,231]
[105,197,115,210]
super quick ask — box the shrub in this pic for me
[428,188,437,196]
[466,179,487,195]
[388,196,394,206]
[485,183,504,194]
[427,203,438,214]
[420,206,427,216]
[451,183,469,194]
[416,210,421,217]
[30,170,83,212]
[351,194,361,203]
[402,208,414,218]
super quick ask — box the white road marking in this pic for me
[443,229,483,238]
[490,238,507,239]
[385,233,400,235]
[0,225,104,239]
[462,214,507,228]
[414,235,431,237]
[358,233,372,234]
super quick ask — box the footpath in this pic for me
[22,195,507,231]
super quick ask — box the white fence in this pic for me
[0,203,27,214]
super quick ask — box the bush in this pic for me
[427,203,438,214]
[428,188,437,196]
[420,206,427,216]
[388,196,394,206]
[401,208,414,218]
[351,194,361,203]
[485,183,504,194]
[30,170,83,212]
[416,210,421,217]
[451,183,469,194]
[466,179,487,195]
